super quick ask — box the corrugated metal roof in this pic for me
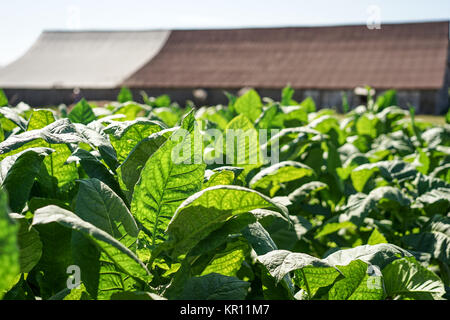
[124,21,449,90]
[0,30,170,89]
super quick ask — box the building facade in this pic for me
[0,21,449,114]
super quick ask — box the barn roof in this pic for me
[0,21,448,91]
[124,21,449,90]
[0,30,170,89]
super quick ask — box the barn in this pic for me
[0,21,448,114]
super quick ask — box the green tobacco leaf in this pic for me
[214,114,263,170]
[288,181,328,206]
[415,173,450,195]
[377,160,419,183]
[430,163,450,183]
[255,104,281,129]
[119,128,176,201]
[0,147,53,212]
[351,160,419,190]
[66,149,127,205]
[32,216,73,299]
[356,114,380,138]
[178,273,250,300]
[383,257,445,300]
[75,179,138,245]
[242,221,278,255]
[9,213,42,273]
[200,239,250,277]
[32,206,150,292]
[0,107,27,131]
[261,245,410,300]
[250,208,290,227]
[294,265,341,299]
[375,89,397,111]
[131,112,205,248]
[117,87,133,103]
[367,228,388,245]
[151,107,181,127]
[403,215,450,264]
[268,215,312,250]
[104,120,165,163]
[27,109,56,131]
[257,250,331,283]
[281,85,296,106]
[203,170,235,189]
[324,244,412,269]
[73,123,119,171]
[0,119,80,188]
[350,164,379,192]
[315,221,357,239]
[234,89,262,122]
[168,185,289,257]
[279,106,308,126]
[327,260,384,300]
[73,179,141,298]
[3,274,36,300]
[68,99,96,125]
[0,89,8,107]
[340,187,411,225]
[307,116,343,144]
[61,284,92,300]
[337,153,369,180]
[422,127,449,149]
[249,161,314,197]
[0,190,19,299]
[300,97,316,113]
[189,213,257,258]
[415,188,450,215]
[112,102,148,121]
[294,259,383,300]
[151,94,171,108]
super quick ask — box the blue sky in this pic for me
[1,0,449,66]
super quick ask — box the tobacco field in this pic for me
[0,87,449,300]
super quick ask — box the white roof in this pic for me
[0,30,170,89]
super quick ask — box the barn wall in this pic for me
[3,87,446,115]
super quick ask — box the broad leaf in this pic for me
[383,257,445,300]
[250,161,314,197]
[104,120,165,163]
[403,215,450,264]
[234,89,262,122]
[9,213,42,273]
[0,190,19,298]
[32,206,151,297]
[324,244,412,269]
[257,250,331,283]
[178,273,250,300]
[131,112,205,248]
[167,185,289,257]
[68,99,96,125]
[0,147,53,212]
[118,128,175,200]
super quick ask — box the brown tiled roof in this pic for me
[124,21,449,90]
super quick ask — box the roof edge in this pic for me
[41,19,449,34]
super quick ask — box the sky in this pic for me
[0,0,449,66]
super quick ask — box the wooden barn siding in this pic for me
[3,87,446,115]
